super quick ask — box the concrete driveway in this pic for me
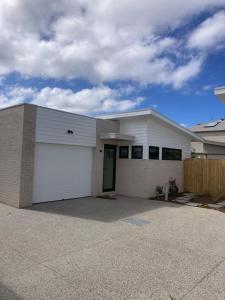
[1,196,225,300]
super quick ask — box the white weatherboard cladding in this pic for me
[204,143,225,155]
[119,117,149,158]
[119,116,191,159]
[35,107,96,147]
[147,118,191,159]
[119,117,148,144]
[32,143,92,203]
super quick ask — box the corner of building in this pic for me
[19,104,37,208]
[0,104,37,208]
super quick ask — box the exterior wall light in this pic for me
[67,130,74,134]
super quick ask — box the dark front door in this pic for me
[103,144,117,192]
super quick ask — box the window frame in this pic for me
[119,146,129,159]
[131,145,143,159]
[149,146,160,160]
[162,147,182,161]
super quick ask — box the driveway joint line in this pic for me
[1,240,89,293]
[179,256,225,300]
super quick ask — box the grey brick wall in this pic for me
[0,104,36,208]
[20,105,36,207]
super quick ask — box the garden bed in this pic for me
[150,192,225,212]
[191,194,225,205]
[149,193,185,202]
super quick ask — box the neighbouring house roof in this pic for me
[191,119,225,132]
[215,86,225,103]
[98,109,202,142]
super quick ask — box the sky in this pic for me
[0,1,225,127]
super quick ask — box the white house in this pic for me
[0,104,201,208]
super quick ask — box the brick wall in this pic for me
[0,104,36,208]
[116,159,183,198]
[20,105,36,207]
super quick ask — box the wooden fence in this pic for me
[184,159,225,196]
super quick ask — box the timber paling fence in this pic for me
[184,159,225,196]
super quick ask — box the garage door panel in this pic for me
[32,143,92,203]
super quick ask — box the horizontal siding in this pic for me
[35,107,96,147]
[119,118,148,144]
[147,118,191,159]
[118,116,191,160]
[205,143,225,154]
[119,118,148,158]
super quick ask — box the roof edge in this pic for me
[0,103,36,113]
[99,108,203,142]
[203,139,225,147]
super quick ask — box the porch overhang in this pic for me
[99,132,135,141]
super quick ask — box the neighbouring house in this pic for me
[191,140,225,159]
[190,86,225,159]
[215,86,225,104]
[0,104,201,208]
[191,119,225,158]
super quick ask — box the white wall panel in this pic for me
[118,116,191,160]
[35,107,96,147]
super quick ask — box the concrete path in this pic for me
[1,196,225,299]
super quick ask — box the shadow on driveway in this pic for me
[0,282,23,300]
[30,196,181,222]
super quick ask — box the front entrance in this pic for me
[103,144,117,192]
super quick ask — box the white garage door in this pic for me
[32,143,93,203]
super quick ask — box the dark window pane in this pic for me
[119,146,129,158]
[131,146,143,159]
[149,146,159,160]
[162,148,182,160]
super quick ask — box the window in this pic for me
[149,146,159,160]
[131,145,143,159]
[162,147,182,160]
[119,146,129,158]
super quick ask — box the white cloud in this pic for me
[169,57,203,89]
[0,87,34,109]
[0,0,224,89]
[0,85,144,114]
[188,11,225,50]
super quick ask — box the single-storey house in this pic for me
[191,119,225,158]
[191,140,225,159]
[0,104,201,208]
[189,86,225,158]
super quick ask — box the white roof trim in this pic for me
[203,139,225,147]
[98,109,203,142]
[99,133,134,141]
[215,86,225,93]
[215,86,225,103]
[99,109,153,120]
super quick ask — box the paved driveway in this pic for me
[1,196,225,300]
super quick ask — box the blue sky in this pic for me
[0,1,225,128]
